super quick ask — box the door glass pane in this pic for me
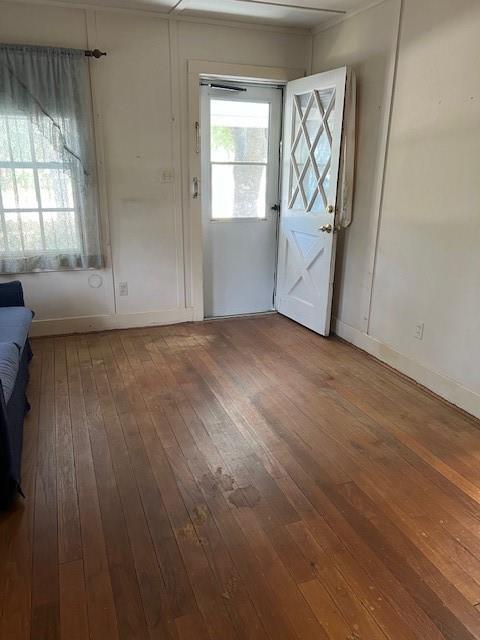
[211,164,266,219]
[289,87,335,213]
[210,100,269,162]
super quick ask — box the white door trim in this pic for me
[186,60,305,321]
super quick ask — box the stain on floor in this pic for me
[228,485,261,508]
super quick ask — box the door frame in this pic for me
[186,59,304,321]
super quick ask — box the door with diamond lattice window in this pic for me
[276,67,348,336]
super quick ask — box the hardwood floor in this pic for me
[2,314,480,639]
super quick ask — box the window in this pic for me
[209,99,270,220]
[0,44,103,273]
[0,115,81,257]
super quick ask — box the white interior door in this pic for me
[276,67,348,336]
[201,82,282,318]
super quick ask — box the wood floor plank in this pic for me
[2,316,480,640]
[79,335,148,640]
[54,337,82,565]
[59,559,89,640]
[175,612,210,640]
[30,341,60,640]
[64,337,120,640]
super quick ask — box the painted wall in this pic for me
[313,0,480,417]
[0,1,308,333]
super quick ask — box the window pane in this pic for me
[4,212,22,252]
[0,168,15,208]
[7,117,32,162]
[210,100,269,162]
[289,88,335,213]
[32,127,62,163]
[38,168,74,208]
[0,119,10,161]
[0,168,38,208]
[43,210,80,251]
[20,212,43,251]
[211,164,266,219]
[16,168,38,207]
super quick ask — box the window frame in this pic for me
[0,114,84,258]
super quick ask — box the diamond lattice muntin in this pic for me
[288,87,336,213]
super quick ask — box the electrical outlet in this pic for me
[119,281,128,296]
[414,322,424,340]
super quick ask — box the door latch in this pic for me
[192,177,199,199]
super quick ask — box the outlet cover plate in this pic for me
[414,323,424,340]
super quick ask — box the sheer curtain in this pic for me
[0,44,103,273]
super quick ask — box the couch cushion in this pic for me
[0,281,25,308]
[0,307,33,352]
[0,341,21,403]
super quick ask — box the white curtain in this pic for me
[0,44,103,273]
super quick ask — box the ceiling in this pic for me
[56,0,378,28]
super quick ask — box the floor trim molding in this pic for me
[30,307,194,338]
[333,318,480,421]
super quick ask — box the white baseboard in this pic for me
[30,307,194,337]
[333,318,480,421]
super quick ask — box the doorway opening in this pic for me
[200,80,283,319]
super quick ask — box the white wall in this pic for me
[0,1,309,333]
[313,0,480,418]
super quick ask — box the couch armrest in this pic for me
[0,281,25,308]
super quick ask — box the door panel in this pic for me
[276,67,348,336]
[201,82,282,318]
